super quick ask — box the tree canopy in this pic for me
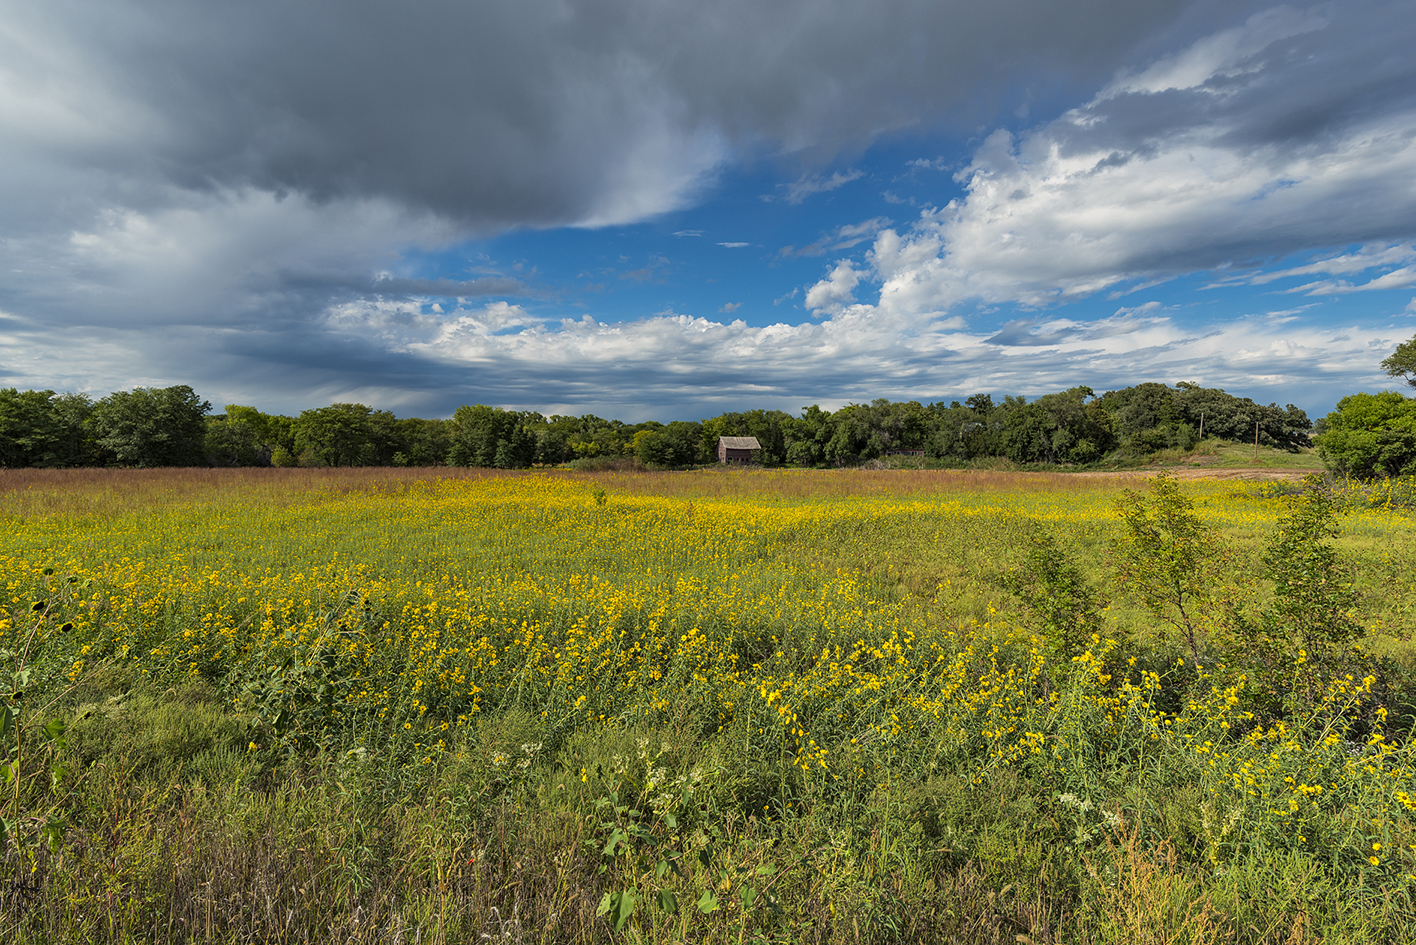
[1381,332,1416,388]
[0,379,1325,472]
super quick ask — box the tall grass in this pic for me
[1,470,1414,942]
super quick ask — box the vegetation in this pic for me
[1316,392,1416,479]
[0,381,1315,471]
[0,467,1414,942]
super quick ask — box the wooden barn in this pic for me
[716,435,761,465]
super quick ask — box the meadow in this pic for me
[1,466,1414,943]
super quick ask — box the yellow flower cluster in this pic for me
[2,472,1413,878]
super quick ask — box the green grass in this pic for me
[1,468,1414,943]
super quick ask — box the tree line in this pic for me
[0,381,1314,470]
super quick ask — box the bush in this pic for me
[1316,391,1416,479]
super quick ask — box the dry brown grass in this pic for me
[0,465,1138,519]
[0,466,506,518]
[576,466,1143,501]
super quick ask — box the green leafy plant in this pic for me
[1000,525,1107,668]
[234,589,381,757]
[586,784,785,936]
[590,789,686,930]
[1113,473,1224,663]
[1233,475,1374,716]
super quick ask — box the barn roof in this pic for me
[718,436,761,450]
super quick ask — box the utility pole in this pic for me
[1254,421,1260,461]
[1198,412,1204,441]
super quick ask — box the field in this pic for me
[1,466,1415,943]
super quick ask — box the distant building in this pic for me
[717,436,761,464]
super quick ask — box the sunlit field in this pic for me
[2,467,1415,943]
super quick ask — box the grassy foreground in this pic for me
[1,467,1415,943]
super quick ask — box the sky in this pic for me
[2,0,1415,421]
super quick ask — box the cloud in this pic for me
[247,295,1402,417]
[717,241,750,248]
[781,169,864,204]
[805,260,865,316]
[785,217,891,256]
[2,0,1410,420]
[0,0,1238,234]
[1103,5,1326,97]
[1298,266,1416,295]
[849,3,1416,318]
[1204,245,1416,290]
[1,257,1398,420]
[1,187,461,330]
[719,302,741,313]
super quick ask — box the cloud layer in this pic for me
[849,4,1416,317]
[1,0,1413,418]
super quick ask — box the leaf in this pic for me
[41,815,66,854]
[613,888,636,930]
[42,717,66,742]
[695,889,719,914]
[742,886,758,908]
[656,889,678,913]
[756,863,775,876]
[663,812,678,828]
[596,892,613,917]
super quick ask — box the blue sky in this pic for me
[2,0,1414,420]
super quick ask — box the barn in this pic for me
[716,435,761,465]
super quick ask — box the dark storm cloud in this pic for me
[2,0,1263,230]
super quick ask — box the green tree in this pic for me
[783,405,834,466]
[1314,391,1416,479]
[90,385,210,467]
[998,387,1114,465]
[1231,476,1368,717]
[205,404,284,466]
[49,393,97,467]
[1380,333,1416,388]
[1000,526,1106,666]
[204,415,264,467]
[0,389,62,467]
[1261,476,1362,654]
[927,395,1004,461]
[542,413,632,461]
[1099,382,1180,453]
[633,421,701,468]
[294,403,399,467]
[448,405,536,467]
[1101,382,1311,453]
[1113,473,1224,663]
[393,417,452,466]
